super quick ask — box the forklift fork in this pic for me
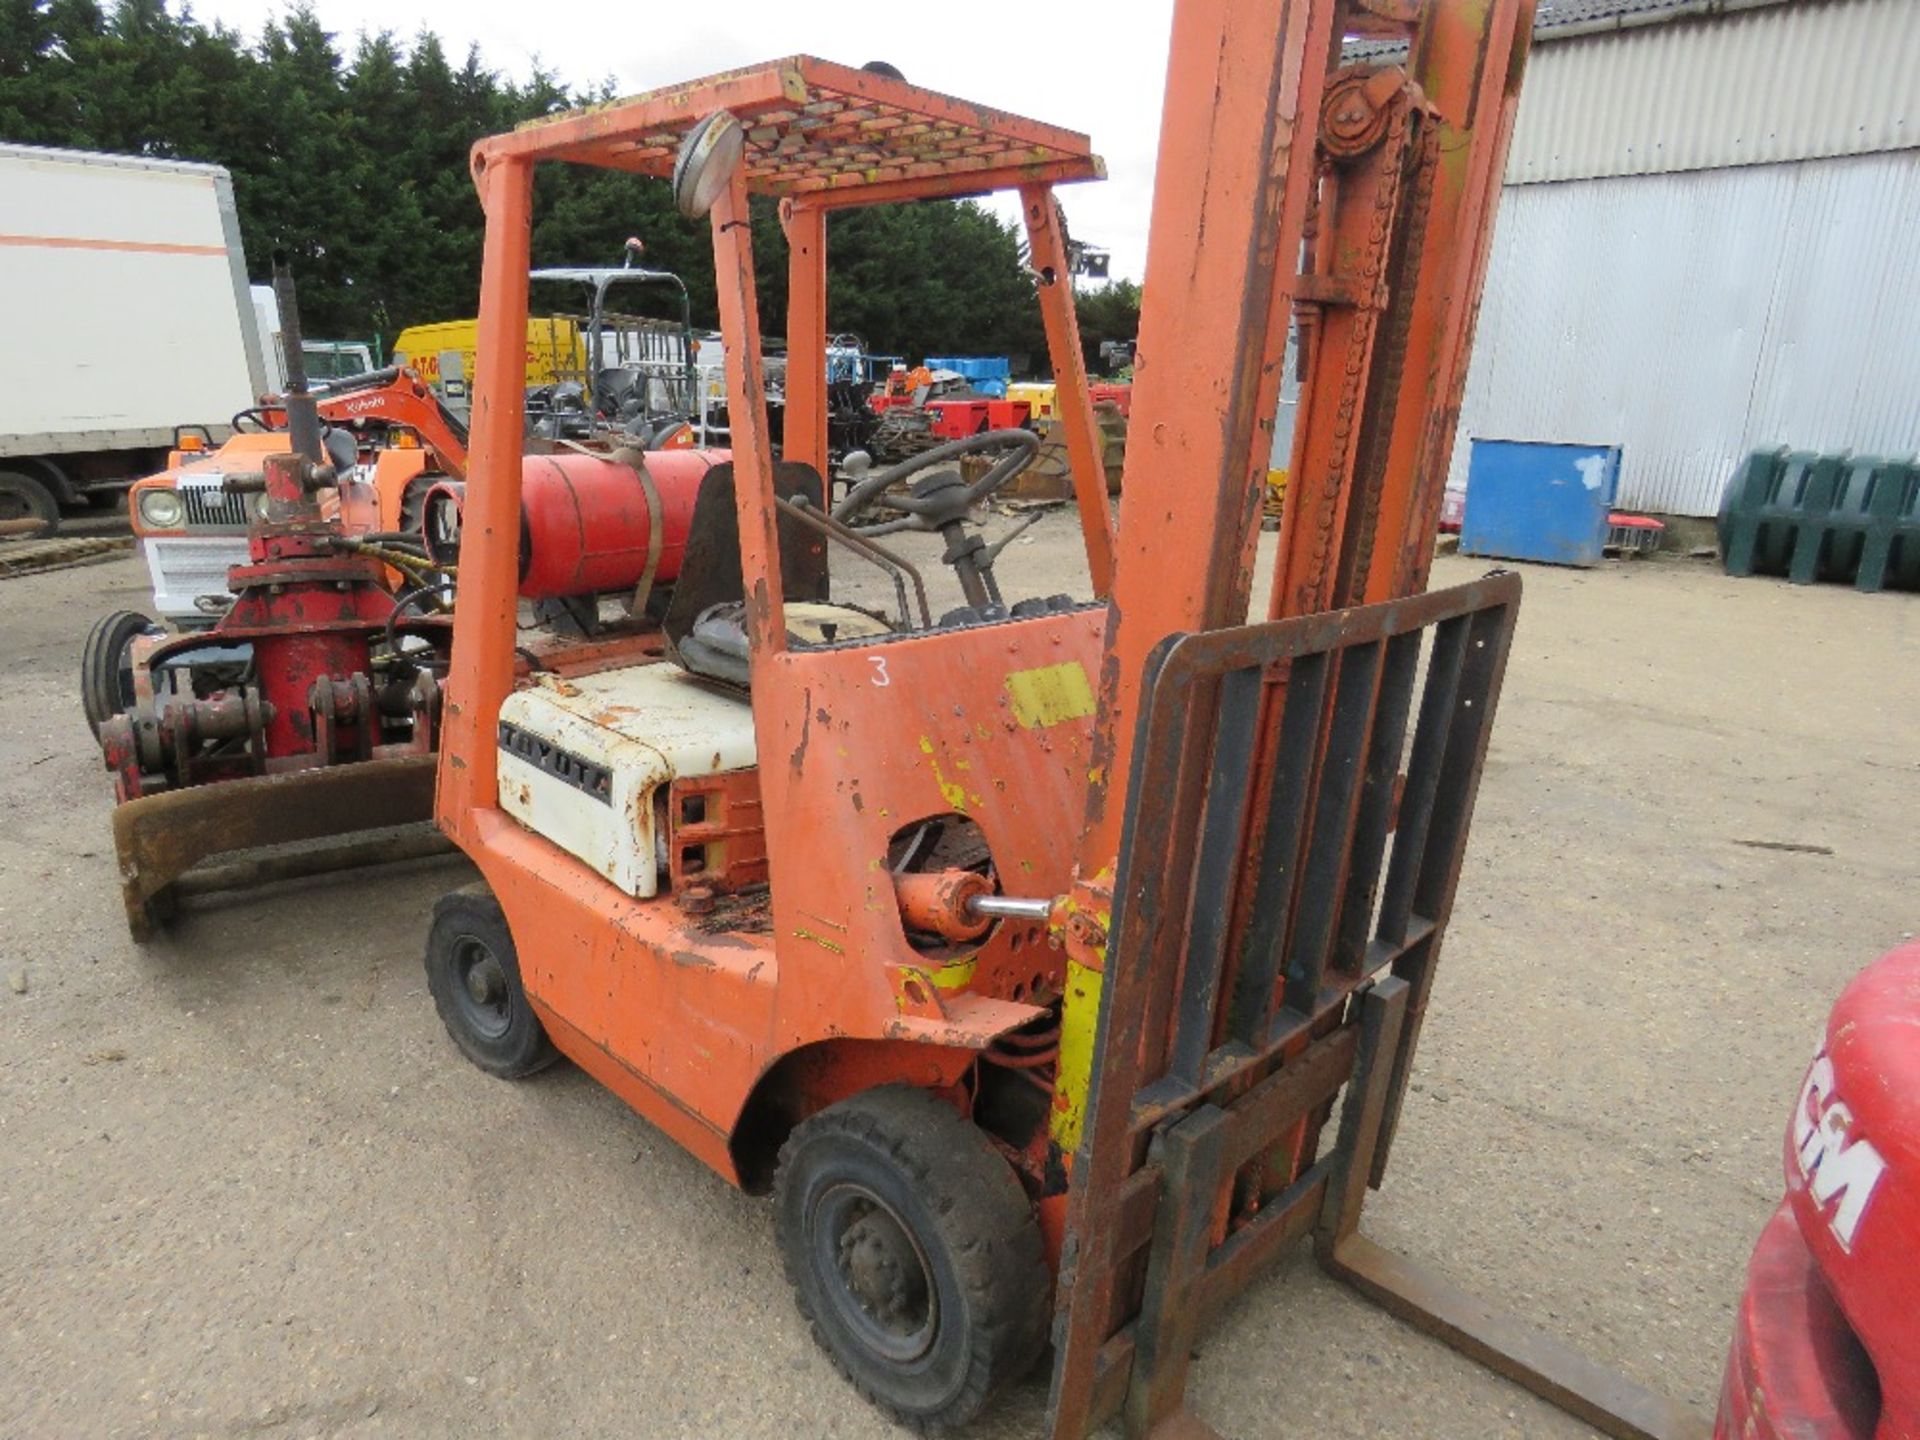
[1046,575,1709,1440]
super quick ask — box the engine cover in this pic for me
[495,663,756,898]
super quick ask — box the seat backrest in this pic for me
[662,461,830,662]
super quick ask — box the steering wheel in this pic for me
[834,429,1037,533]
[831,429,1039,611]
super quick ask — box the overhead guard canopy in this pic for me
[479,55,1105,207]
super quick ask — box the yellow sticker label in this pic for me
[1004,662,1097,730]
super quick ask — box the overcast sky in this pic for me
[193,0,1177,284]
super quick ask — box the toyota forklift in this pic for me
[423,12,1710,1438]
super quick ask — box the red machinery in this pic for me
[90,262,457,939]
[88,263,721,940]
[1715,939,1919,1439]
[420,447,716,602]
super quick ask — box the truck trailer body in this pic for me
[0,142,267,529]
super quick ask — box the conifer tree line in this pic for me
[0,0,1141,370]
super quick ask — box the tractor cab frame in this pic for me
[526,250,703,441]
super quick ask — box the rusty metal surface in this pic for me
[687,885,775,936]
[0,534,132,577]
[1269,63,1438,619]
[171,824,453,898]
[491,56,1104,204]
[1325,1235,1714,1440]
[1020,187,1115,595]
[667,770,767,894]
[1048,576,1523,1439]
[111,755,439,940]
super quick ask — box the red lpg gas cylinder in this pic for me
[424,448,724,600]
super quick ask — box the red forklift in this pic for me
[1712,939,1918,1439]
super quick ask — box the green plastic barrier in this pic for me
[1718,449,1920,592]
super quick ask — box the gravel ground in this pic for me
[1,522,1914,1439]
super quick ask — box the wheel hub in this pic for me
[839,1207,927,1327]
[817,1187,937,1363]
[464,956,506,1005]
[450,938,512,1040]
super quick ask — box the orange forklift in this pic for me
[424,11,1707,1438]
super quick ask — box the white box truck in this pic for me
[0,142,269,533]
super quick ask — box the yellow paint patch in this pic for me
[919,735,970,812]
[1049,958,1104,1152]
[1005,661,1098,730]
[927,957,977,991]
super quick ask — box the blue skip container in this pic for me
[1460,439,1622,567]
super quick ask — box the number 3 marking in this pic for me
[868,656,891,687]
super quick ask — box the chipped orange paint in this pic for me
[436,59,1109,1186]
[433,1,1527,1264]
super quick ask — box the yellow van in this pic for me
[391,316,586,393]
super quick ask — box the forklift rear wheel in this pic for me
[424,888,558,1078]
[774,1086,1048,1432]
[81,609,158,737]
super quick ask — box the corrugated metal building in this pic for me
[1448,0,1920,518]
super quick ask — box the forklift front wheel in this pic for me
[424,888,559,1079]
[774,1085,1048,1432]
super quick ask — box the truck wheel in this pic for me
[81,609,158,737]
[774,1086,1048,1432]
[0,469,58,537]
[424,886,558,1079]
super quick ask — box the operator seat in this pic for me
[665,461,884,686]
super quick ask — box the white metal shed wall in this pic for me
[1505,0,1920,184]
[1449,149,1920,516]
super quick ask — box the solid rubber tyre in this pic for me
[424,886,558,1078]
[81,609,157,737]
[0,468,59,537]
[774,1085,1048,1432]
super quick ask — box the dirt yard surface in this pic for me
[3,522,1914,1439]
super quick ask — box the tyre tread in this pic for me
[0,468,59,537]
[81,609,155,737]
[773,1085,1048,1433]
[424,885,559,1079]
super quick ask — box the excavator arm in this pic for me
[258,367,470,480]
